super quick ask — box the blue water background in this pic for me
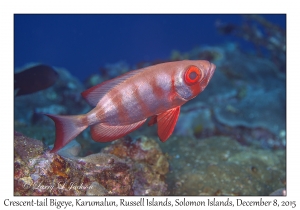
[14,14,286,81]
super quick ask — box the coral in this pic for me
[14,132,169,196]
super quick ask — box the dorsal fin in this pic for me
[81,69,143,106]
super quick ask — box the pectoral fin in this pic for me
[156,106,180,142]
[91,119,147,142]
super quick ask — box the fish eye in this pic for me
[184,65,202,85]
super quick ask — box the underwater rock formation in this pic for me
[101,136,169,195]
[208,50,286,149]
[211,51,285,132]
[14,130,286,196]
[14,131,169,196]
[158,136,286,196]
[174,101,215,139]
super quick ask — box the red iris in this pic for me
[184,65,202,85]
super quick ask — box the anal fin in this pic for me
[91,119,146,142]
[157,106,180,142]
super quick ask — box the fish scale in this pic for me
[45,60,216,152]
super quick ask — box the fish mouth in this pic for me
[200,62,216,88]
[208,62,216,80]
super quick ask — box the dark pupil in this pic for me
[189,71,197,80]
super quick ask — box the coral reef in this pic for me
[14,132,169,196]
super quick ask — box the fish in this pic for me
[45,60,216,153]
[14,64,59,96]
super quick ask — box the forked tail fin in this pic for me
[44,114,88,153]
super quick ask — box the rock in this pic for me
[158,136,286,195]
[86,182,108,196]
[102,136,169,195]
[14,131,44,162]
[174,102,215,139]
[14,132,169,196]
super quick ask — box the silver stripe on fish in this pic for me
[137,81,161,115]
[156,73,171,92]
[100,95,120,125]
[120,84,144,120]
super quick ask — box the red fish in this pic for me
[46,60,216,152]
